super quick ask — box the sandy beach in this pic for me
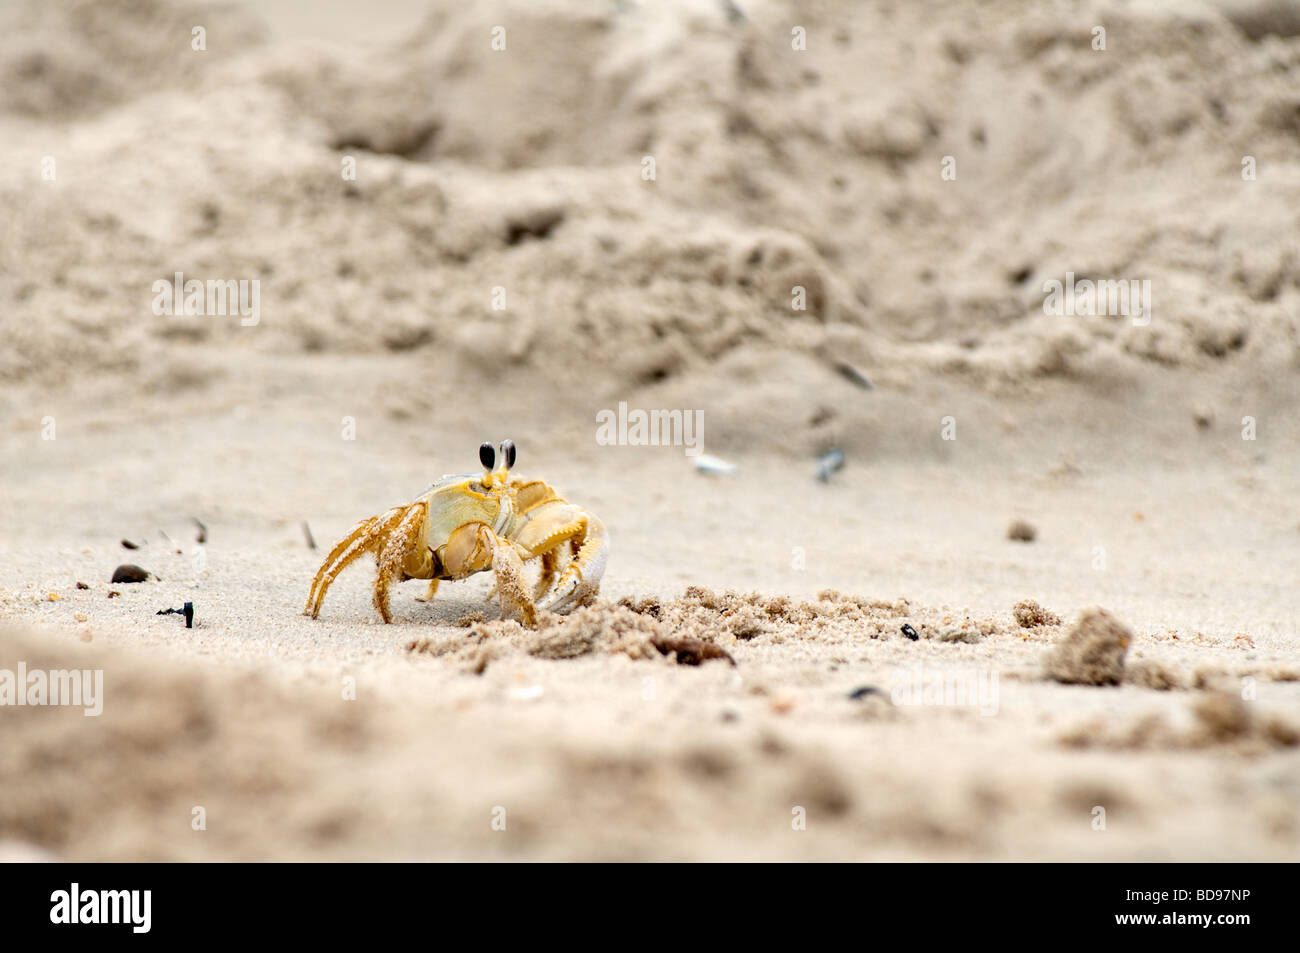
[1,0,1298,861]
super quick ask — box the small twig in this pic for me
[835,361,874,390]
[157,602,194,629]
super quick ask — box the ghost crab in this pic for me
[305,440,608,627]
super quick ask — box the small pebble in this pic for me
[816,448,845,483]
[770,692,796,714]
[901,623,919,641]
[111,564,150,584]
[693,454,738,476]
[835,361,874,390]
[1007,519,1037,542]
[848,685,881,700]
[75,581,89,590]
[720,0,747,24]
[121,539,140,550]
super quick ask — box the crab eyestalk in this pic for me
[494,439,516,484]
[479,441,497,486]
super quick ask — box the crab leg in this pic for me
[304,504,417,619]
[490,538,537,626]
[371,502,430,623]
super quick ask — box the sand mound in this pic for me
[0,621,1001,860]
[0,623,374,858]
[5,0,1300,432]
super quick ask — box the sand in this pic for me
[1,0,1299,861]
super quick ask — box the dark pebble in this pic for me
[901,623,919,641]
[75,581,89,589]
[1007,519,1037,542]
[111,564,150,584]
[848,685,881,700]
[121,539,140,550]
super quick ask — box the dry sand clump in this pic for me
[1045,607,1134,685]
[1132,663,1300,693]
[1013,599,1061,629]
[405,586,1027,673]
[1058,692,1300,753]
[408,603,666,665]
[525,603,665,662]
[620,586,1015,645]
[1124,659,1185,691]
[408,601,738,669]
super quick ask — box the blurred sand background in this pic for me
[1,0,1299,860]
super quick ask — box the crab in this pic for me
[304,440,608,627]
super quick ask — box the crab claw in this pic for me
[537,515,608,613]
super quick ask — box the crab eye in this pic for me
[479,442,495,470]
[500,439,516,469]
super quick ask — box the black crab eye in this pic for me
[479,442,495,470]
[500,439,517,469]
